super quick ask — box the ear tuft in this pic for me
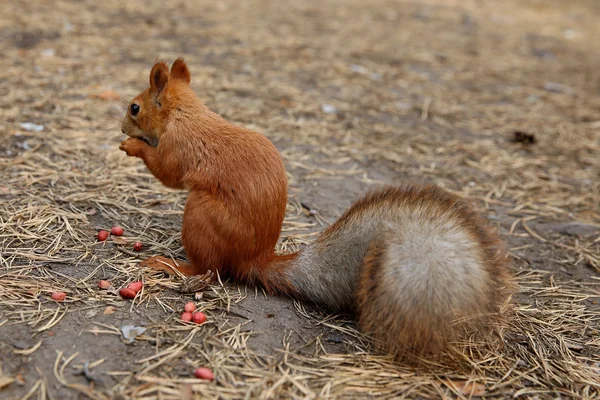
[170,58,191,84]
[150,61,170,93]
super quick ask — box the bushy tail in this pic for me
[249,185,513,361]
[354,189,512,360]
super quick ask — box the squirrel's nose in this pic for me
[121,128,125,134]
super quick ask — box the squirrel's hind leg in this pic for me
[139,255,207,277]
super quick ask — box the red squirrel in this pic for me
[119,59,512,360]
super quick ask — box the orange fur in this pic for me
[120,59,513,362]
[121,58,292,291]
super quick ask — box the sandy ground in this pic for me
[1,0,599,399]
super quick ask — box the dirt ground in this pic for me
[1,0,599,399]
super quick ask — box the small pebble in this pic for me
[19,122,44,132]
[321,104,337,114]
[41,48,56,57]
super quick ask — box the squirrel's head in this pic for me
[121,58,192,146]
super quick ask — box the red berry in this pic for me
[184,302,196,313]
[51,292,66,301]
[97,230,109,241]
[181,312,193,322]
[194,367,214,380]
[119,288,137,299]
[111,226,124,236]
[192,312,207,324]
[133,242,143,251]
[98,280,110,289]
[127,281,143,293]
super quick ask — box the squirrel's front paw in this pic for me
[119,138,146,157]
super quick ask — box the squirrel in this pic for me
[119,58,513,361]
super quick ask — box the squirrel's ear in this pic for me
[170,58,191,84]
[150,61,169,94]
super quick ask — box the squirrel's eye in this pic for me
[130,104,140,116]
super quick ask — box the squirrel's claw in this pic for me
[139,255,178,273]
[139,255,206,278]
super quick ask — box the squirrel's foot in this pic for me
[139,255,197,277]
[119,138,147,157]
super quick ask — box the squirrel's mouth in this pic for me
[123,128,159,148]
[121,121,159,148]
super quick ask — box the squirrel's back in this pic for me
[284,185,511,359]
